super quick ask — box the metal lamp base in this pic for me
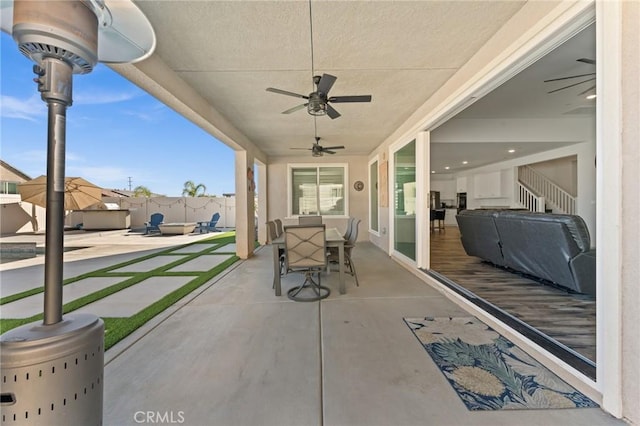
[0,313,104,425]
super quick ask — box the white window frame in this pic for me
[286,163,349,218]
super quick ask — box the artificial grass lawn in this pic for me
[0,232,245,350]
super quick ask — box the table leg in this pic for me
[338,242,345,294]
[273,244,281,296]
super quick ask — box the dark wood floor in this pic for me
[429,226,596,364]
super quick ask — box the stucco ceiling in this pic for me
[130,1,594,173]
[133,0,527,157]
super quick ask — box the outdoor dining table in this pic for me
[272,227,346,296]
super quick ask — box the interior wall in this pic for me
[453,141,596,245]
[529,156,578,196]
[266,154,369,241]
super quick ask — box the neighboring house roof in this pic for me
[0,159,32,182]
[102,188,133,197]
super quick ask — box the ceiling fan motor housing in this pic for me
[307,92,327,116]
[12,0,99,74]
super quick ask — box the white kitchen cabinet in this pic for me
[456,176,467,193]
[474,171,502,198]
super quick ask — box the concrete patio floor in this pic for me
[100,242,622,426]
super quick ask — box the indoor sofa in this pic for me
[455,209,596,296]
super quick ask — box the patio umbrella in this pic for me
[18,175,104,210]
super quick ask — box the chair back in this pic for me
[284,224,326,269]
[347,219,361,246]
[343,217,356,240]
[211,212,220,224]
[274,219,283,237]
[150,213,163,226]
[298,215,322,225]
[266,221,278,243]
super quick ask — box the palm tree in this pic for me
[182,180,207,197]
[133,185,152,197]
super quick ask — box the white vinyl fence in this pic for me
[102,196,236,229]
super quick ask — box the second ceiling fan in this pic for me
[267,73,371,119]
[291,136,344,157]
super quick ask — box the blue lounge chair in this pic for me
[145,213,164,234]
[198,212,220,233]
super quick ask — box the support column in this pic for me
[234,150,255,259]
[256,160,268,245]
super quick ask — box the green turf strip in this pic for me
[0,233,241,349]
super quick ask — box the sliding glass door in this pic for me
[393,140,416,260]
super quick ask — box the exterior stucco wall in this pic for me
[621,1,640,423]
[266,155,369,242]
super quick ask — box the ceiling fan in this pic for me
[265,0,371,119]
[291,136,345,157]
[544,58,595,95]
[267,73,371,119]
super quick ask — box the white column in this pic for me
[256,159,268,245]
[234,150,255,259]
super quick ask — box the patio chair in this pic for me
[267,221,286,279]
[298,215,322,225]
[198,212,220,233]
[144,213,164,234]
[343,217,356,240]
[274,218,283,237]
[328,218,361,286]
[284,224,330,301]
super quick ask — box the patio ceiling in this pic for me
[131,0,527,158]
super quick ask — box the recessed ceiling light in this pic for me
[586,94,597,100]
[444,166,450,170]
[508,149,515,153]
[462,161,468,165]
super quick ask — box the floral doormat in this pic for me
[404,317,598,410]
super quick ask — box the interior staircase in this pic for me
[517,165,576,215]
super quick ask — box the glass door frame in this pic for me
[388,132,430,269]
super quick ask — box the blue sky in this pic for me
[1,32,235,197]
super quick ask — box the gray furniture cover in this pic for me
[455,209,596,296]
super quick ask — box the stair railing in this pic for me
[518,165,576,214]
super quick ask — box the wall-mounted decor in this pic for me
[247,167,255,192]
[379,160,388,207]
[353,180,364,191]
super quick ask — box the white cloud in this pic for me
[121,102,168,122]
[73,90,139,105]
[0,95,46,121]
[66,165,130,185]
[21,150,48,163]
[65,152,85,162]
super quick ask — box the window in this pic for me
[0,181,19,194]
[289,164,347,216]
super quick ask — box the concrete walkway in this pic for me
[99,243,621,426]
[0,231,623,425]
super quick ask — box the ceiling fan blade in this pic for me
[326,104,341,119]
[547,77,596,94]
[322,146,345,150]
[578,85,597,96]
[317,73,337,94]
[266,87,308,99]
[329,95,372,103]
[543,73,595,83]
[290,147,311,150]
[323,150,336,154]
[577,58,596,65]
[282,103,308,114]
